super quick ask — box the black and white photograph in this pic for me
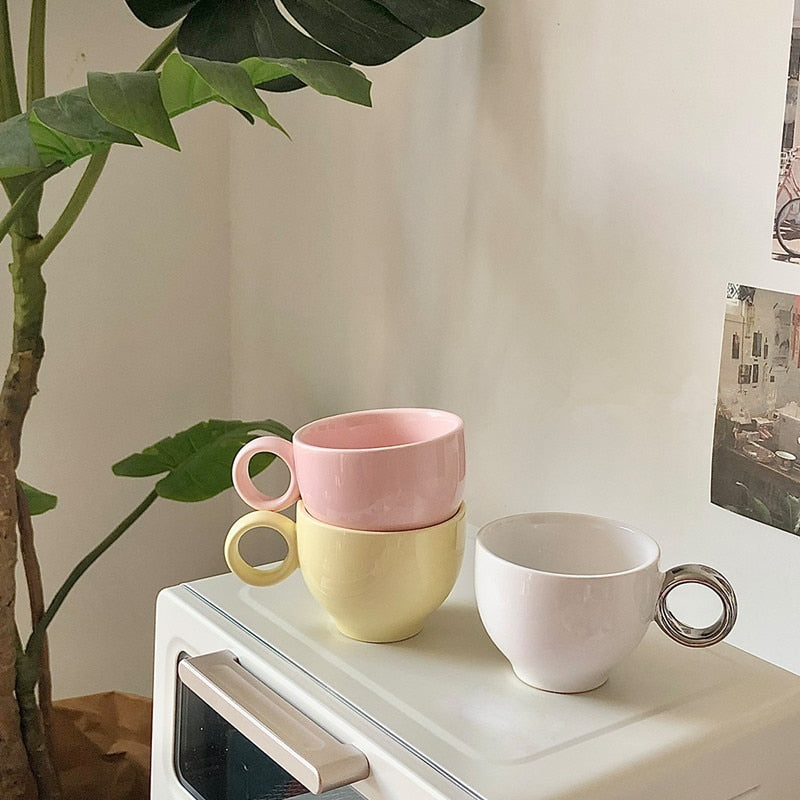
[774,1,800,260]
[712,283,800,533]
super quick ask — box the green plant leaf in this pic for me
[0,113,47,178]
[125,0,484,74]
[112,419,293,502]
[234,61,292,89]
[279,0,422,66]
[126,0,195,27]
[159,52,220,117]
[240,58,371,107]
[32,87,142,146]
[176,55,287,134]
[87,71,180,150]
[375,0,484,38]
[28,110,111,167]
[19,481,58,516]
[180,0,345,94]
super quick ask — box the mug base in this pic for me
[512,667,609,694]
[334,620,425,643]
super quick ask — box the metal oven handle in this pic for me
[178,650,370,794]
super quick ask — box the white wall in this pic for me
[3,5,233,697]
[7,0,800,701]
[230,0,800,673]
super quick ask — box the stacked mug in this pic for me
[224,408,466,643]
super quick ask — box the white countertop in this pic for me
[185,533,800,799]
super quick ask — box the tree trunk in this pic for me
[0,430,34,799]
[0,228,53,800]
[18,480,57,768]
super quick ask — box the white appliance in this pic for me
[152,533,800,799]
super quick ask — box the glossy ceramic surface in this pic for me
[474,512,735,693]
[232,408,465,531]
[225,502,466,643]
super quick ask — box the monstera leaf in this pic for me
[112,418,293,502]
[126,0,484,91]
[0,2,482,176]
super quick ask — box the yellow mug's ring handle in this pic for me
[224,510,299,587]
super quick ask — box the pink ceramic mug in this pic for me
[232,408,465,531]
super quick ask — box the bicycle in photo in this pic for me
[775,147,800,257]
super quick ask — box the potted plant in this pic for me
[0,1,484,798]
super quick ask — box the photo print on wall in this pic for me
[774,0,800,261]
[712,283,800,534]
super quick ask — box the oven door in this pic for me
[174,650,370,799]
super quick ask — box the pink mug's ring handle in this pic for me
[232,435,299,512]
[654,564,737,648]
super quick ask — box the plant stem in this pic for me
[0,0,21,122]
[1,20,177,800]
[27,0,46,106]
[0,0,30,218]
[0,163,63,245]
[16,646,60,800]
[13,481,59,800]
[0,498,33,800]
[139,26,179,72]
[25,491,159,666]
[32,25,178,263]
[34,150,108,264]
[1,228,48,800]
[16,481,54,771]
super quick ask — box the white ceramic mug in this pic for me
[232,407,465,531]
[474,512,737,693]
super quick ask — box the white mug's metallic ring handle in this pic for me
[654,564,737,648]
[224,510,299,587]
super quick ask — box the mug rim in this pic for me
[297,499,466,535]
[293,407,463,453]
[475,511,661,579]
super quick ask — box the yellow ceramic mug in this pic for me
[225,501,466,643]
